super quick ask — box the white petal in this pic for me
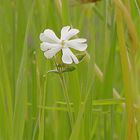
[40,33,47,42]
[44,47,61,59]
[61,26,70,40]
[40,42,60,51]
[44,29,60,42]
[64,29,79,40]
[67,49,79,64]
[40,42,49,51]
[68,38,87,43]
[62,48,73,64]
[62,48,79,64]
[66,41,87,51]
[40,29,60,43]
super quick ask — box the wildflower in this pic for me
[39,26,87,64]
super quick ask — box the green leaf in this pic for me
[47,69,59,74]
[48,66,76,74]
[62,66,76,73]
[76,52,90,63]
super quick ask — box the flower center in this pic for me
[61,40,65,47]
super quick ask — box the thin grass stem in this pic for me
[59,73,74,128]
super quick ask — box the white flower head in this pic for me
[39,26,88,64]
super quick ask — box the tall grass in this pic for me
[0,0,140,140]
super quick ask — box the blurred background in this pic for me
[0,0,140,140]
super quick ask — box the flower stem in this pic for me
[59,72,74,129]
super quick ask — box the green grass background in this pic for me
[0,0,140,140]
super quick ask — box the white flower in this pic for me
[39,26,88,64]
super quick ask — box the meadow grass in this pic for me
[0,0,140,140]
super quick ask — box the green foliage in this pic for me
[0,0,140,140]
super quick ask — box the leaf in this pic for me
[62,66,76,73]
[76,52,90,63]
[47,69,59,74]
[47,66,76,74]
[80,0,101,4]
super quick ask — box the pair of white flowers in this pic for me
[39,26,88,64]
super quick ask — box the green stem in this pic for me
[59,72,74,129]
[115,3,134,140]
